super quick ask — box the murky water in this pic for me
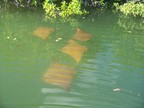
[0,8,144,108]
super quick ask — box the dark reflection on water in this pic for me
[0,9,144,108]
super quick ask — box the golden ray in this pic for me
[43,62,76,90]
[33,27,54,40]
[73,28,92,41]
[61,40,87,63]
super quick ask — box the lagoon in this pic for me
[0,8,144,108]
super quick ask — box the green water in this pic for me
[0,8,144,108]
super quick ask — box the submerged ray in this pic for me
[61,40,87,63]
[73,28,92,41]
[43,62,76,90]
[33,27,54,40]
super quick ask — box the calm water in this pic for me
[0,8,144,108]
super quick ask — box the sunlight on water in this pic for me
[0,9,144,108]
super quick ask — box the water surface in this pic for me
[0,8,144,108]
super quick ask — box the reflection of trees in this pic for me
[117,14,144,31]
[114,14,144,68]
[111,25,144,68]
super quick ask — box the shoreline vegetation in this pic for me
[0,0,144,18]
[0,0,143,30]
[0,0,144,30]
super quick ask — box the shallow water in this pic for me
[0,8,144,108]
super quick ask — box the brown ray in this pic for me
[43,62,76,90]
[32,27,54,40]
[61,40,87,63]
[73,28,92,41]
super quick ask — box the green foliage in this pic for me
[43,0,58,19]
[104,0,126,7]
[43,0,87,20]
[60,0,87,17]
[114,1,144,17]
[117,14,144,30]
[31,0,37,6]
